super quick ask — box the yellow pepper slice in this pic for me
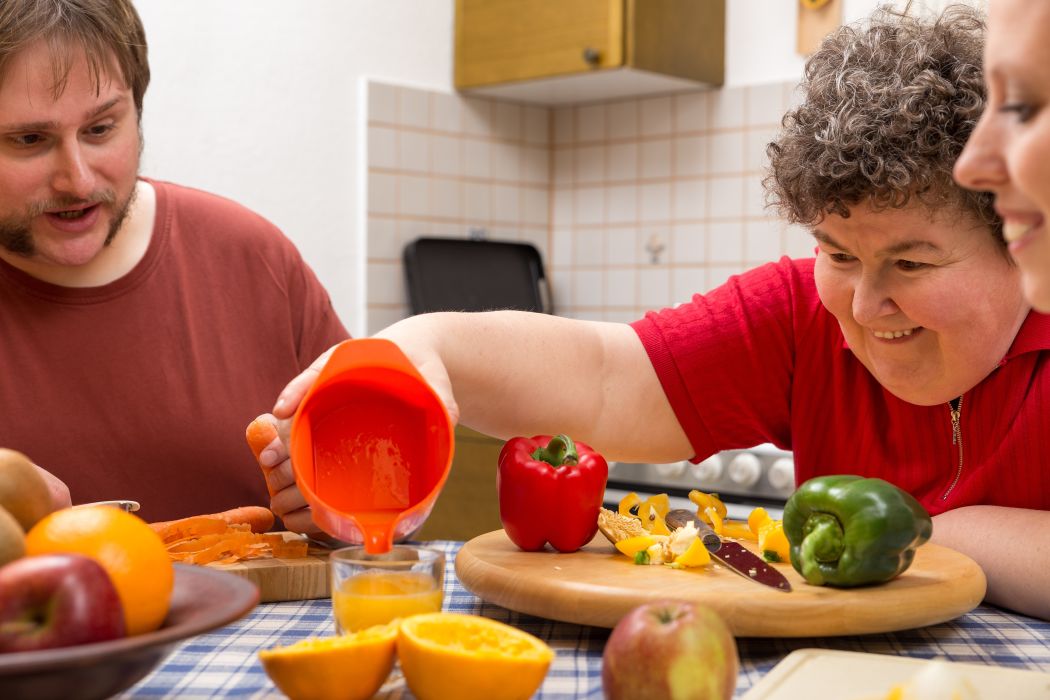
[747,506,790,563]
[614,535,658,558]
[634,501,667,533]
[748,506,772,535]
[618,492,671,535]
[703,506,724,536]
[689,490,727,523]
[720,521,757,541]
[673,537,711,568]
[758,519,790,563]
[618,492,642,518]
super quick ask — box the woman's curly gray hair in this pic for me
[766,4,999,241]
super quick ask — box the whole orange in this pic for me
[25,506,174,636]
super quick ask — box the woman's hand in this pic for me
[273,334,460,427]
[249,413,329,539]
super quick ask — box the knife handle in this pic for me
[665,509,721,552]
[695,519,722,553]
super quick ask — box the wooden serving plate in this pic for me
[455,530,986,637]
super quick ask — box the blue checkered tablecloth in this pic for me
[119,540,1050,699]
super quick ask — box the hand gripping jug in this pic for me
[289,339,454,553]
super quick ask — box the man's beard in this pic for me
[0,185,137,258]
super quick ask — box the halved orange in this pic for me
[258,623,397,700]
[398,613,553,700]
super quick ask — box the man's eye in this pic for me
[829,253,854,263]
[1000,103,1036,123]
[9,134,44,147]
[86,123,114,137]
[896,260,926,271]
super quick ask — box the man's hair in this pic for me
[765,4,999,241]
[0,0,150,119]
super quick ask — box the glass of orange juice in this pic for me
[331,545,445,634]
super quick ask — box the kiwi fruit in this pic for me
[0,448,53,532]
[0,505,25,566]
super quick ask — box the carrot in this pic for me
[246,416,279,459]
[246,416,280,497]
[150,505,275,535]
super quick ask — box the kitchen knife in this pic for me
[665,509,792,592]
[73,500,140,512]
[666,509,722,552]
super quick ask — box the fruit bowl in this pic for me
[0,563,259,700]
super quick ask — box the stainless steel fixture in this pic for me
[604,444,795,520]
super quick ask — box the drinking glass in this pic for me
[330,545,445,634]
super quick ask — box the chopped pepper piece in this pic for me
[689,489,727,525]
[614,535,659,557]
[719,520,757,540]
[759,520,789,563]
[703,506,724,536]
[617,492,671,535]
[618,492,641,518]
[747,507,790,563]
[673,537,711,568]
[782,475,933,587]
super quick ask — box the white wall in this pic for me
[135,1,455,336]
[134,0,979,335]
[725,0,977,86]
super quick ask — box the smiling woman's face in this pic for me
[813,202,1029,406]
[954,0,1050,311]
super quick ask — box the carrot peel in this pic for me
[151,507,304,566]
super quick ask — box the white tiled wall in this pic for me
[365,82,550,334]
[365,80,811,333]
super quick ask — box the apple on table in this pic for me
[0,553,126,653]
[602,599,738,700]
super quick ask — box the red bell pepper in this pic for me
[497,434,609,553]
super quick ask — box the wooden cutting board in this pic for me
[455,530,986,637]
[208,536,331,603]
[741,649,1050,699]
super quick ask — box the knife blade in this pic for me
[665,509,792,592]
[714,540,792,591]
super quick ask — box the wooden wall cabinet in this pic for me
[415,426,504,541]
[454,0,725,104]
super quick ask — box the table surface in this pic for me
[118,540,1050,699]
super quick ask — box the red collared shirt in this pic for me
[633,257,1050,515]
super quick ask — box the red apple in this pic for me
[0,553,126,653]
[602,599,738,700]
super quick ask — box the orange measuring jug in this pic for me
[289,338,454,553]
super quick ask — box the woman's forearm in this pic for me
[931,505,1050,620]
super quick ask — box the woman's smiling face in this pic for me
[813,201,1029,406]
[954,0,1050,312]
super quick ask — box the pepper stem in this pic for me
[799,513,844,586]
[531,434,579,467]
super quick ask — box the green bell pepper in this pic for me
[782,475,933,587]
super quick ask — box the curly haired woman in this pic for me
[956,0,1050,311]
[268,8,1050,620]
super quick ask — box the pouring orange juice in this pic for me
[331,546,445,633]
[289,338,454,554]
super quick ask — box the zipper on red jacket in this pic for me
[941,395,964,501]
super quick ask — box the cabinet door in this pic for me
[414,426,504,541]
[455,0,624,89]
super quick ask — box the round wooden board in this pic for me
[455,530,987,637]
